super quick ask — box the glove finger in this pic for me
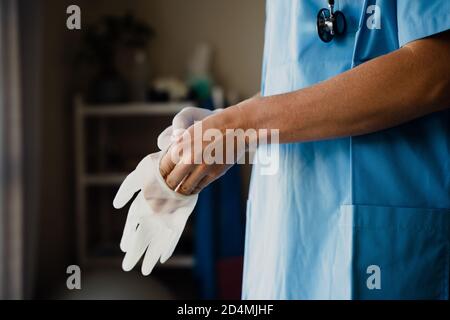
[141,229,172,276]
[119,195,141,252]
[113,170,140,209]
[159,200,195,263]
[173,107,213,130]
[157,126,173,151]
[172,109,195,130]
[122,217,159,272]
[160,229,183,263]
[121,192,155,253]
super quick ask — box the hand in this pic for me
[159,105,248,195]
[113,152,198,275]
[158,106,222,150]
[112,107,218,275]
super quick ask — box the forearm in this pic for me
[232,32,450,143]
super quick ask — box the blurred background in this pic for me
[0,0,264,299]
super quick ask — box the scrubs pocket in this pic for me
[339,205,449,300]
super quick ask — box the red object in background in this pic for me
[217,256,244,299]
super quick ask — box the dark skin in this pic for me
[160,30,450,195]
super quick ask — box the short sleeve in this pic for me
[397,0,450,47]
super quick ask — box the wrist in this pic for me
[232,95,261,131]
[202,96,262,146]
[208,102,250,132]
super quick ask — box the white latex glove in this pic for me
[113,152,197,275]
[114,107,218,275]
[157,107,223,150]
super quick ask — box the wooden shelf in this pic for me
[162,255,194,268]
[74,97,196,269]
[83,173,127,186]
[80,102,192,117]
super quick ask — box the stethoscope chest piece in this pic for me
[317,0,347,43]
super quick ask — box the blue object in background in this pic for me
[243,0,450,299]
[193,182,215,299]
[194,148,245,299]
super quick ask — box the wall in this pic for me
[37,0,78,296]
[85,0,266,97]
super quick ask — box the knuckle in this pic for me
[165,178,177,190]
[208,171,219,179]
[193,188,202,194]
[173,143,186,157]
[179,185,191,195]
[159,165,170,178]
[182,153,194,165]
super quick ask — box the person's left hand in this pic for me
[113,152,198,275]
[159,105,248,195]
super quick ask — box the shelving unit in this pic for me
[74,96,194,268]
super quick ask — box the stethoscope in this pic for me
[317,0,347,42]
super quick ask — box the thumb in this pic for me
[113,170,140,209]
[172,107,214,130]
[157,126,173,151]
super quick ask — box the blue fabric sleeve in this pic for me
[397,0,450,47]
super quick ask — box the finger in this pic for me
[141,229,171,276]
[193,175,216,194]
[113,170,140,209]
[122,222,157,272]
[192,186,203,194]
[165,162,195,191]
[173,107,212,130]
[172,108,194,130]
[157,126,173,151]
[120,192,148,252]
[177,165,207,195]
[197,175,216,190]
[160,231,183,264]
[119,195,141,252]
[159,148,177,178]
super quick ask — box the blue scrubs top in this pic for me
[243,0,450,299]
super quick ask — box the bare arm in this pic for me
[161,31,450,195]
[233,30,450,143]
